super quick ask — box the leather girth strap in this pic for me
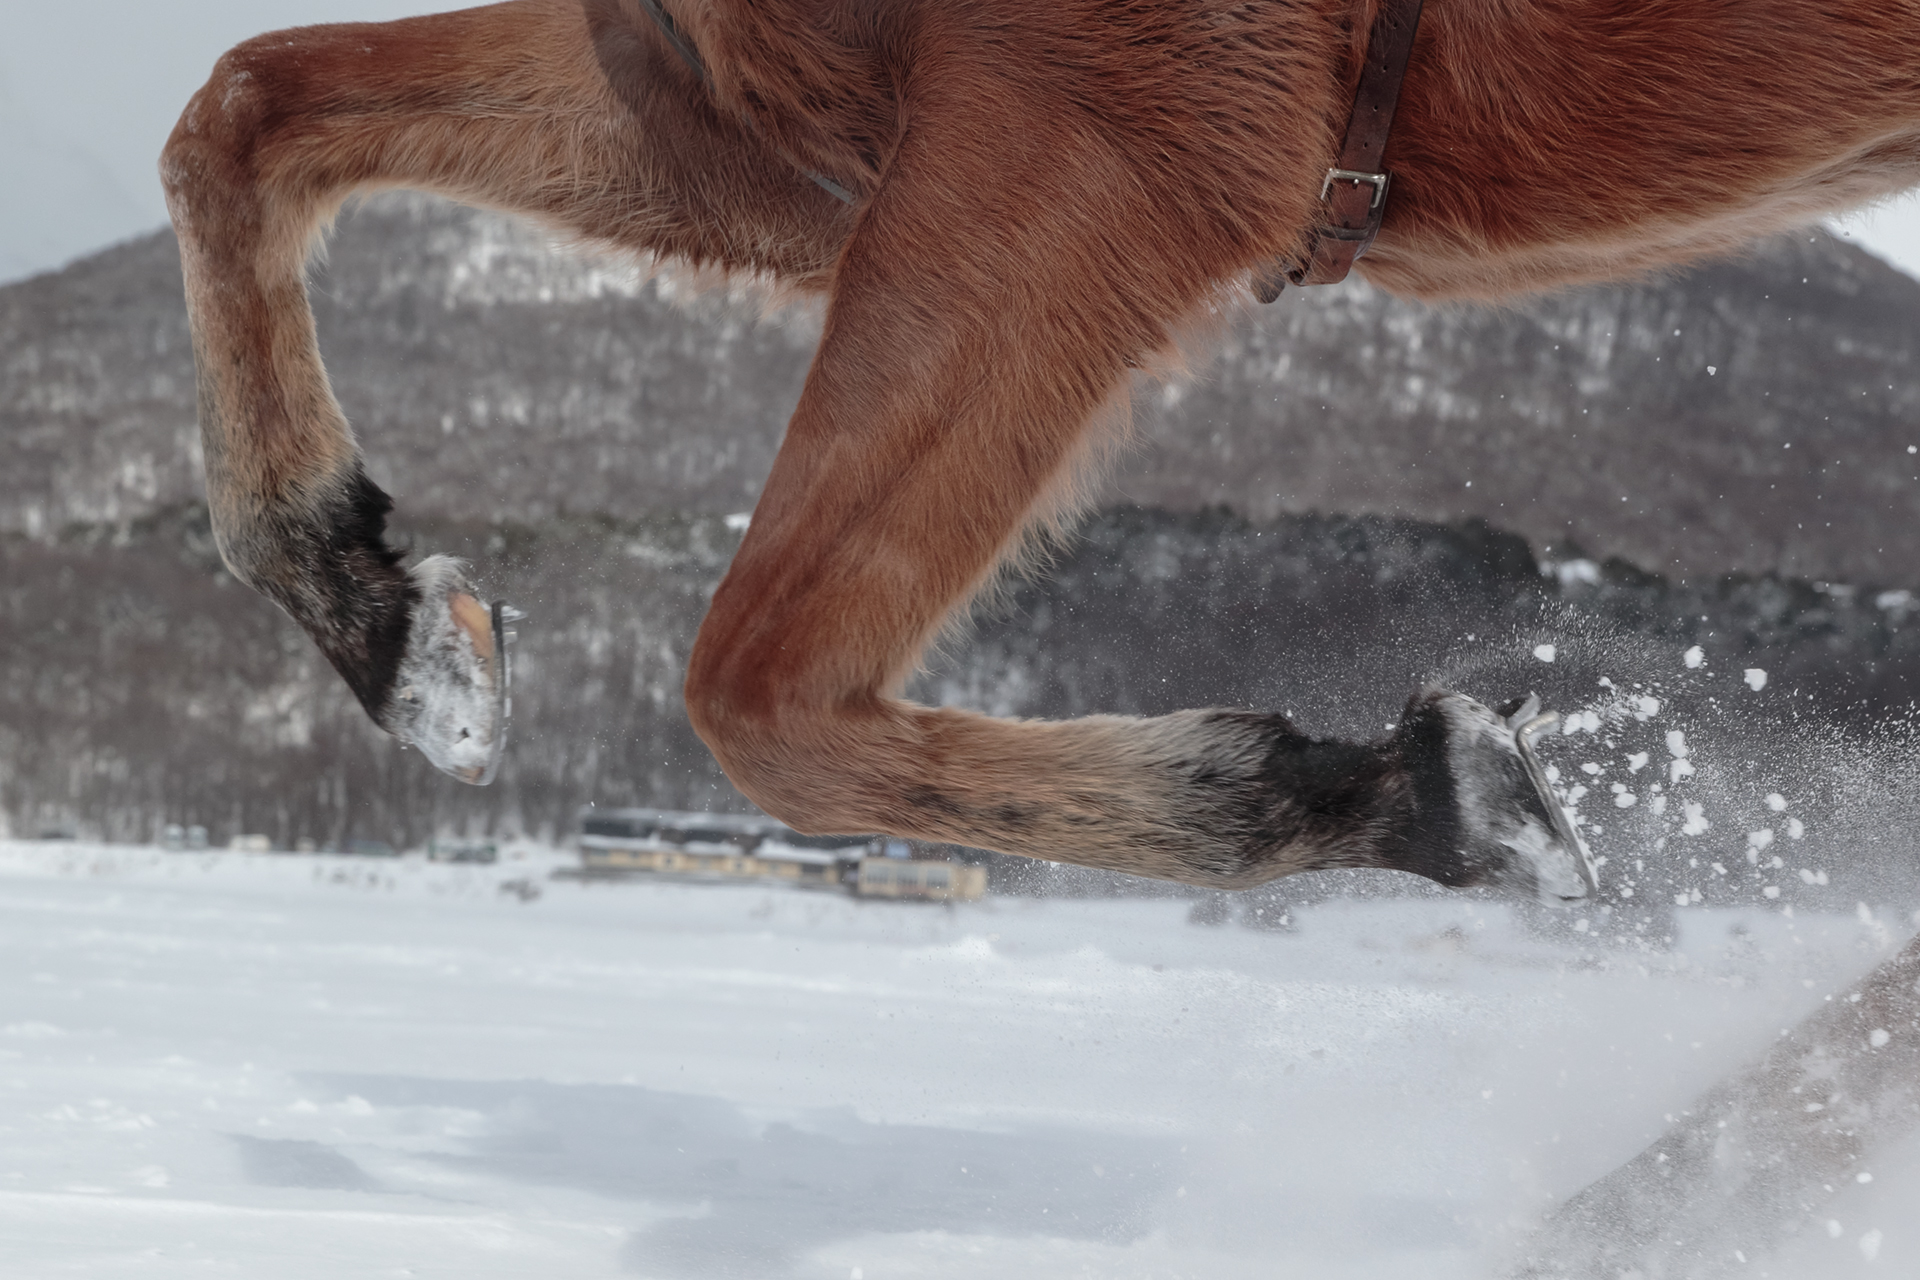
[1254,0,1425,302]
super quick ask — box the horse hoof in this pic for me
[384,555,515,785]
[1428,690,1597,904]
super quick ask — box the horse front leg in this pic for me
[685,129,1594,900]
[158,0,833,781]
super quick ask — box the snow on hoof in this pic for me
[385,555,514,785]
[1433,691,1597,904]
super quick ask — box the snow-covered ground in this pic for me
[0,841,1914,1280]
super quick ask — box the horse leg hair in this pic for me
[159,0,849,745]
[685,86,1506,890]
[162,0,1571,892]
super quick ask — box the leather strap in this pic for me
[1255,0,1425,301]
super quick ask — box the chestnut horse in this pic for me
[161,0,1918,899]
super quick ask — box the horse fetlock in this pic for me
[1159,710,1400,888]
[1393,690,1596,904]
[379,556,516,786]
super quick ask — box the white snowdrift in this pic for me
[0,841,1913,1279]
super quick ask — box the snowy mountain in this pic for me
[8,193,1920,875]
[6,192,1920,582]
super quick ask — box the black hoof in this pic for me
[1396,690,1596,904]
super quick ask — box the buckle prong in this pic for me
[1321,167,1391,209]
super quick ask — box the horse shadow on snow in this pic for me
[277,1073,1183,1276]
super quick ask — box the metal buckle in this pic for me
[1320,167,1390,209]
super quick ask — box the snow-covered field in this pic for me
[1,841,1915,1280]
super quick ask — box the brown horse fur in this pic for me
[162,0,1920,889]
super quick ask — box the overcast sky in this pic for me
[0,1,434,283]
[4,3,1920,285]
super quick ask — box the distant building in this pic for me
[575,808,985,902]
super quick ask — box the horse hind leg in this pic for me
[683,116,1592,902]
[158,0,829,781]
